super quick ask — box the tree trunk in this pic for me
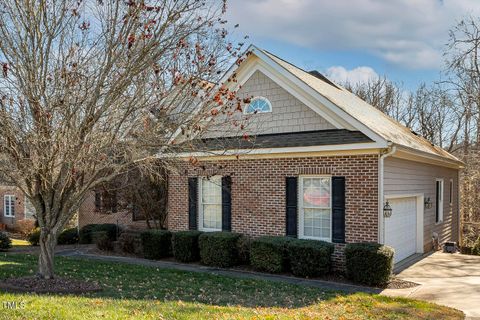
[38,229,57,279]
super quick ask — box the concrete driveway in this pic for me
[382,252,480,319]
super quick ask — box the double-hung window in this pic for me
[299,176,332,241]
[435,178,444,223]
[199,176,222,231]
[4,195,15,217]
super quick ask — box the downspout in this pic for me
[378,143,396,244]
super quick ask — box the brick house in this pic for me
[78,191,149,230]
[167,45,463,267]
[0,186,36,231]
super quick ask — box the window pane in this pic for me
[202,179,221,204]
[303,208,330,239]
[246,98,271,113]
[203,204,221,229]
[303,178,330,207]
[200,177,222,230]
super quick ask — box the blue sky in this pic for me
[226,0,480,89]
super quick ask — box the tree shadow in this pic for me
[0,253,359,309]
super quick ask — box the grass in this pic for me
[0,253,463,320]
[10,239,29,246]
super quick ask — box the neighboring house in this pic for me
[78,191,148,229]
[167,45,463,268]
[0,186,36,230]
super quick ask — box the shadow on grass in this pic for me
[0,253,349,309]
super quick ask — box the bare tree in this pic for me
[0,0,244,279]
[344,77,405,122]
[444,17,480,243]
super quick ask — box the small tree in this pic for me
[0,0,245,279]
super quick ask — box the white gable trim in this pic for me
[221,45,388,147]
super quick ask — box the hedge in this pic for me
[140,230,172,260]
[79,224,119,244]
[79,224,98,244]
[345,242,394,286]
[57,228,79,245]
[92,231,113,251]
[172,231,203,262]
[118,231,142,255]
[236,236,251,265]
[199,232,242,267]
[250,236,292,273]
[0,232,11,251]
[287,239,334,277]
[27,228,41,246]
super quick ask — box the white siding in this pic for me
[384,157,459,252]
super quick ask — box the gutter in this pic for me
[378,143,396,244]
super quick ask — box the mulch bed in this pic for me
[87,248,420,290]
[0,276,102,294]
[232,264,419,289]
[384,278,419,289]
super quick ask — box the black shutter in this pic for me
[286,177,298,237]
[332,176,346,243]
[188,177,198,230]
[222,176,232,231]
[94,191,102,211]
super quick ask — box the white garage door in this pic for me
[384,197,417,263]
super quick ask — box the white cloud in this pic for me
[226,0,480,70]
[325,66,379,85]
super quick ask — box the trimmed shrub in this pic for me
[345,242,394,286]
[92,231,113,251]
[172,231,203,262]
[0,232,12,251]
[118,231,143,255]
[140,230,172,260]
[287,239,334,277]
[27,228,41,246]
[198,232,242,267]
[250,236,293,273]
[79,224,119,244]
[57,228,79,245]
[79,224,97,244]
[472,236,480,256]
[237,235,252,265]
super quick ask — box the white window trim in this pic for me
[298,175,332,242]
[198,176,222,232]
[4,194,15,217]
[449,179,454,206]
[435,178,444,224]
[243,96,272,114]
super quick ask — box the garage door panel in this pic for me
[385,197,417,263]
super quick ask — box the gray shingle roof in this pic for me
[257,47,462,164]
[196,129,372,151]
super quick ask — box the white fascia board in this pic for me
[165,142,384,159]
[393,145,464,169]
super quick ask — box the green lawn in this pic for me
[0,253,463,319]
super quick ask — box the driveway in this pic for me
[382,252,480,319]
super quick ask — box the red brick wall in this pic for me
[0,187,28,229]
[168,154,379,269]
[78,192,148,230]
